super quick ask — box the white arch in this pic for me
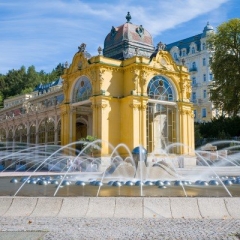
[76,117,88,125]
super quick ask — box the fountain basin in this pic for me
[2,174,240,197]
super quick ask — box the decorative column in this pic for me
[140,98,148,148]
[70,107,77,143]
[121,95,148,152]
[91,96,111,155]
[177,102,195,155]
[60,104,70,146]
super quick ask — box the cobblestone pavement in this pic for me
[0,217,240,240]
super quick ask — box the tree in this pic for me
[49,63,65,82]
[207,18,240,117]
[2,66,27,98]
[0,63,65,105]
[0,74,5,107]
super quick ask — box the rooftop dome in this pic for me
[202,22,214,37]
[103,12,155,60]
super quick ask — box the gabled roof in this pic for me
[165,34,202,53]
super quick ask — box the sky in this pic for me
[0,0,239,74]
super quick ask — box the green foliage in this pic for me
[0,63,65,103]
[207,18,240,116]
[197,116,240,138]
[21,87,34,94]
[194,123,202,142]
[79,135,100,155]
[80,135,98,142]
[0,92,3,108]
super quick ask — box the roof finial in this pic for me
[126,12,131,23]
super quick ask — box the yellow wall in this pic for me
[60,50,195,156]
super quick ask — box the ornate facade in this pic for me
[0,13,195,157]
[61,13,194,156]
[166,22,215,122]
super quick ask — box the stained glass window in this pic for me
[147,76,175,101]
[72,76,92,103]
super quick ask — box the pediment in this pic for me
[150,50,180,72]
[68,52,90,74]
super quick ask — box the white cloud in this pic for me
[0,0,232,74]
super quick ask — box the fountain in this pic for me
[1,140,240,197]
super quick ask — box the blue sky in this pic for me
[0,0,239,74]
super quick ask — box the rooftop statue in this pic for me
[78,43,86,53]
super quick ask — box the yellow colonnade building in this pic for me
[60,14,194,158]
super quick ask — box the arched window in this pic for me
[72,76,92,103]
[191,47,195,54]
[182,49,186,57]
[202,43,206,50]
[147,76,175,101]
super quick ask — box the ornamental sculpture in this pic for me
[110,26,117,38]
[157,41,166,51]
[78,43,86,53]
[136,25,144,37]
[126,12,131,23]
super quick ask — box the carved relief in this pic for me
[78,58,88,71]
[140,70,149,86]
[129,103,147,110]
[100,103,108,109]
[91,103,108,109]
[136,25,144,37]
[62,80,69,95]
[85,69,96,84]
[131,68,140,90]
[179,109,193,116]
[99,69,106,88]
[111,26,117,38]
[152,51,179,72]
[141,104,147,110]
[90,70,96,82]
[186,81,192,100]
[129,103,140,109]
[91,104,97,109]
